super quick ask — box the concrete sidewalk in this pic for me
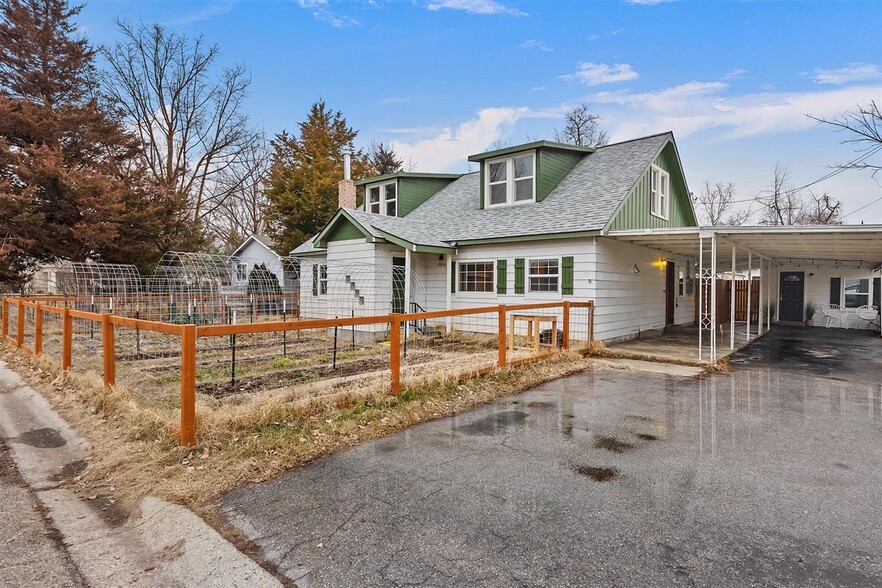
[0,359,282,588]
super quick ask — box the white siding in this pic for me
[231,240,284,286]
[593,237,694,342]
[777,262,878,329]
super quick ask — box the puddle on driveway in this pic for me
[573,465,619,482]
[593,435,633,453]
[634,433,659,442]
[13,427,67,448]
[456,410,528,436]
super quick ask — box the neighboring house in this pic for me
[292,132,701,342]
[230,235,288,289]
[27,262,70,294]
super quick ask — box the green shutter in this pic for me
[496,260,507,294]
[312,265,318,296]
[514,258,525,294]
[450,261,456,294]
[561,256,574,295]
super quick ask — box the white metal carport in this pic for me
[608,225,882,361]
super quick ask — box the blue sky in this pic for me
[80,0,882,223]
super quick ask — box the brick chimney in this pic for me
[338,152,356,209]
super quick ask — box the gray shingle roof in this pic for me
[406,132,670,242]
[290,132,671,252]
[291,234,322,255]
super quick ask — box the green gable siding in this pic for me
[398,177,455,217]
[606,142,697,231]
[537,149,584,202]
[326,218,364,242]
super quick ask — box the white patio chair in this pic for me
[855,305,880,331]
[821,303,847,328]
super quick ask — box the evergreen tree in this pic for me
[265,100,371,254]
[0,0,162,287]
[368,141,404,176]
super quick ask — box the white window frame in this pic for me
[842,277,869,309]
[318,263,328,296]
[366,180,397,216]
[650,165,670,220]
[485,150,536,208]
[457,260,496,295]
[527,257,560,294]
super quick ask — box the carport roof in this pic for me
[607,225,882,267]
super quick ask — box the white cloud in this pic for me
[164,1,235,25]
[296,0,326,6]
[521,39,552,52]
[561,62,639,86]
[379,96,413,105]
[813,63,881,85]
[390,106,559,171]
[426,0,527,17]
[723,68,747,80]
[626,0,675,5]
[294,0,358,27]
[589,80,880,142]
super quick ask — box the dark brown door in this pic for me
[779,271,804,321]
[665,261,676,325]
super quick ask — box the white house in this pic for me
[230,235,286,288]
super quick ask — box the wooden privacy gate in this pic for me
[695,280,760,324]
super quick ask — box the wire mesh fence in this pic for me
[2,296,594,444]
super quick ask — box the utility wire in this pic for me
[841,196,882,219]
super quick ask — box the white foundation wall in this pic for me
[593,237,694,342]
[777,262,879,329]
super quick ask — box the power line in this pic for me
[841,196,882,219]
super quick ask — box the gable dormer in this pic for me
[468,141,594,209]
[356,172,461,218]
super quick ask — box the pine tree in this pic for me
[265,100,371,254]
[368,141,404,176]
[0,0,162,287]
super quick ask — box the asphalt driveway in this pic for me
[222,328,882,587]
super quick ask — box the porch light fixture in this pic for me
[633,264,640,274]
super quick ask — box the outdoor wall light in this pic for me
[633,264,641,274]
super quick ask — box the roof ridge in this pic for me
[598,131,672,149]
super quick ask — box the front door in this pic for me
[665,261,676,325]
[391,257,406,314]
[779,271,804,322]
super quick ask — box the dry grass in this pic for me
[0,342,591,515]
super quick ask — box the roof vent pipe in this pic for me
[343,152,351,181]
[338,152,356,209]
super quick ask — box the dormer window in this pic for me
[486,151,535,207]
[368,180,397,216]
[650,165,670,220]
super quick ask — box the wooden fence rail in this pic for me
[2,297,594,447]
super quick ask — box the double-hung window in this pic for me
[458,261,495,293]
[236,263,247,282]
[843,278,869,308]
[528,258,559,293]
[318,263,328,295]
[367,181,397,216]
[486,152,535,206]
[650,165,670,219]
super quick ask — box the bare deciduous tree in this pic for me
[553,103,608,147]
[204,139,270,251]
[754,164,843,225]
[100,21,261,247]
[809,101,882,175]
[694,181,750,226]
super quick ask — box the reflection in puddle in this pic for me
[456,410,528,436]
[573,465,619,482]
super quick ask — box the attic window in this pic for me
[367,180,397,216]
[650,165,670,220]
[486,151,535,207]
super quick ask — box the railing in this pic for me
[2,296,594,447]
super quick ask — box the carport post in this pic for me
[404,248,412,337]
[730,243,736,350]
[698,236,703,361]
[758,255,765,334]
[711,234,717,361]
[746,251,752,340]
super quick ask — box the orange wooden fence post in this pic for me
[62,308,72,370]
[34,305,43,355]
[588,302,595,345]
[1,298,8,339]
[390,314,401,396]
[562,301,570,351]
[497,305,507,367]
[16,299,24,347]
[180,324,197,446]
[101,314,115,387]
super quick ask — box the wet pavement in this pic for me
[222,328,882,587]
